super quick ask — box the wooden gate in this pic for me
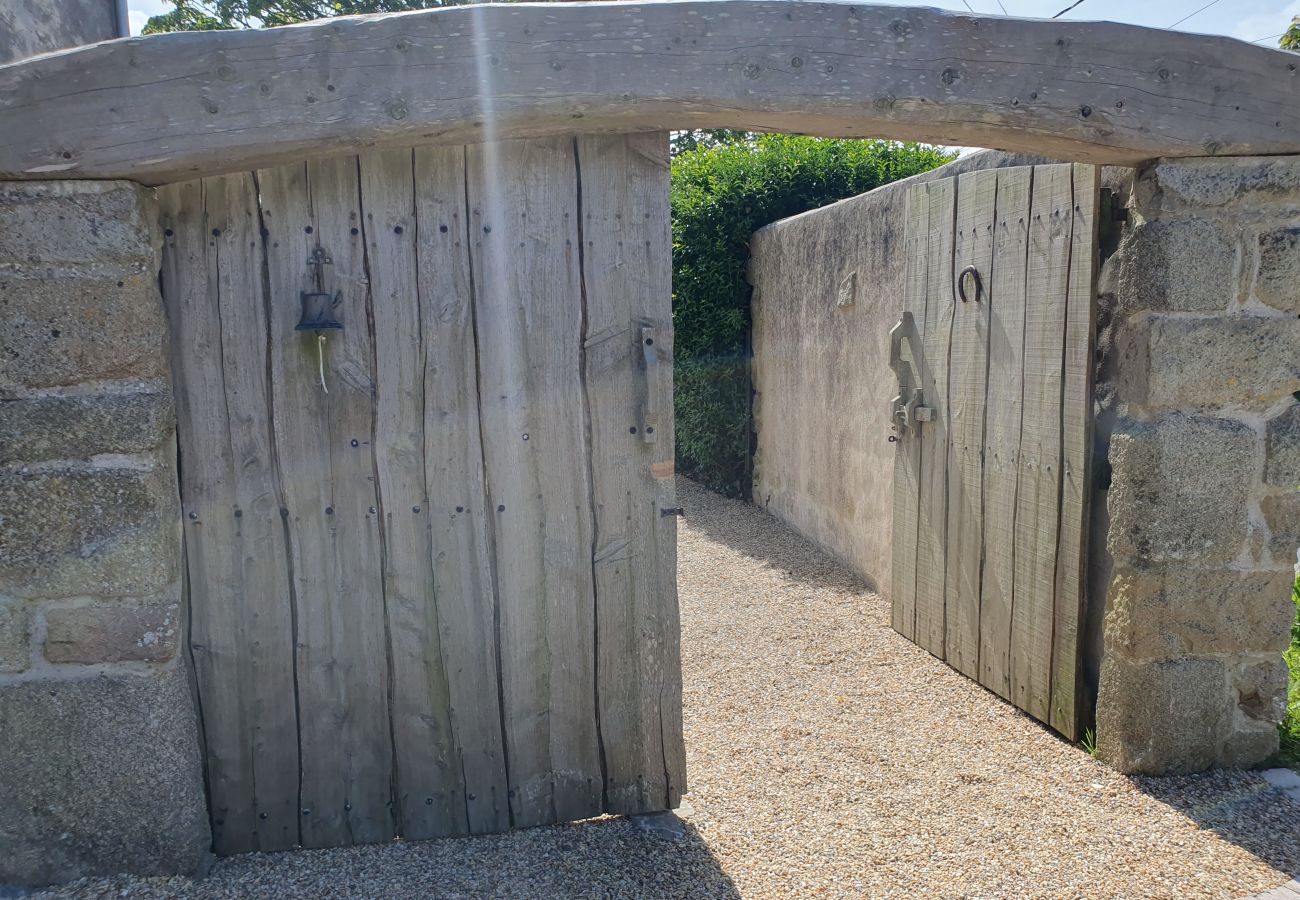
[158,134,684,854]
[889,164,1098,740]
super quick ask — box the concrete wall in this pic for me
[0,0,123,65]
[1094,157,1300,773]
[0,181,209,885]
[749,151,1051,591]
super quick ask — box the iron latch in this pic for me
[888,311,932,434]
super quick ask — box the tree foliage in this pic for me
[1283,17,1300,52]
[142,0,463,33]
[670,135,954,496]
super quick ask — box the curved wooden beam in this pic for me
[2,0,1298,184]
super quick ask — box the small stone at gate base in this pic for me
[630,811,688,841]
[1261,768,1300,791]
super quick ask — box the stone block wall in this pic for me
[0,182,210,885]
[1095,158,1300,773]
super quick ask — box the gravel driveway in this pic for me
[33,479,1300,899]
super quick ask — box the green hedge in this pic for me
[670,135,954,496]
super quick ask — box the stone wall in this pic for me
[0,181,209,885]
[1094,157,1300,773]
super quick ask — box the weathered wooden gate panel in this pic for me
[160,133,682,854]
[890,163,1097,740]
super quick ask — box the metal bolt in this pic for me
[325,506,334,515]
[412,506,421,514]
[497,504,505,512]
[188,511,198,520]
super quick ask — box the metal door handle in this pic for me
[641,325,660,444]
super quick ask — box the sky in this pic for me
[126,0,1299,44]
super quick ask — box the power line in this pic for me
[1052,0,1086,19]
[1251,31,1285,44]
[1168,0,1223,29]
[995,0,1009,14]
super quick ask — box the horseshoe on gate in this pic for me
[957,265,983,303]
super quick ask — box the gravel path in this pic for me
[33,479,1300,899]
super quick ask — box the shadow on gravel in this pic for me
[1131,772,1300,885]
[30,816,740,900]
[676,478,879,595]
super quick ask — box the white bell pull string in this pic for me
[317,333,329,394]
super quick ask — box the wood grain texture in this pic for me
[943,169,996,679]
[5,1,1300,183]
[412,144,512,834]
[0,0,120,65]
[913,178,956,660]
[1009,164,1072,725]
[161,176,300,855]
[467,137,603,828]
[358,148,465,837]
[892,162,1093,738]
[978,166,1032,702]
[1049,164,1099,741]
[575,133,683,815]
[889,182,928,642]
[168,134,681,852]
[259,157,395,848]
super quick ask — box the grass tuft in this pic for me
[1278,574,1300,771]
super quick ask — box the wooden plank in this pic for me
[943,169,996,679]
[8,2,1300,183]
[258,156,395,848]
[574,133,683,815]
[978,166,1033,702]
[1049,164,1099,741]
[0,0,120,65]
[913,177,956,659]
[159,178,250,854]
[357,148,465,838]
[467,137,603,828]
[412,143,512,835]
[1009,164,1073,725]
[890,181,928,642]
[161,176,301,855]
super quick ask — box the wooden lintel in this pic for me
[2,0,1299,184]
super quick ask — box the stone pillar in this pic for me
[1095,157,1300,773]
[0,181,210,885]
